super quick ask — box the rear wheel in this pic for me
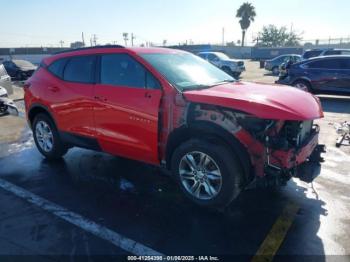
[171,139,245,208]
[293,80,311,92]
[33,113,68,160]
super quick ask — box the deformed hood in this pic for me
[183,82,324,121]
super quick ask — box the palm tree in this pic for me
[236,2,256,47]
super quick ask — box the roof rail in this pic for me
[53,45,124,55]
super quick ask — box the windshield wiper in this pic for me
[212,79,236,86]
[182,79,236,91]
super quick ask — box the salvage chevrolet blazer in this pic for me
[24,46,325,208]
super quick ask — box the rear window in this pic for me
[63,56,96,83]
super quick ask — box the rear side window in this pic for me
[303,51,322,59]
[307,59,342,69]
[324,50,341,55]
[63,56,96,83]
[100,53,160,89]
[48,58,67,78]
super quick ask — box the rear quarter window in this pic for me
[63,56,96,83]
[48,58,68,78]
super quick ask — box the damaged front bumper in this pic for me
[266,127,326,184]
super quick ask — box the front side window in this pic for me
[140,52,235,91]
[63,56,95,83]
[100,53,160,89]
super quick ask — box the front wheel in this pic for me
[171,139,245,208]
[293,80,311,92]
[33,113,68,160]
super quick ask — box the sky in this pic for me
[1,0,350,47]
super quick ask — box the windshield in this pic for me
[13,60,35,68]
[140,53,235,91]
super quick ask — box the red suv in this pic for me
[25,46,325,208]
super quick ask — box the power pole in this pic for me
[92,34,98,46]
[123,33,129,46]
[131,33,136,46]
[82,32,85,46]
[59,40,64,48]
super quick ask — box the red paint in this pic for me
[184,82,324,121]
[25,46,324,179]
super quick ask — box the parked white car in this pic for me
[197,51,245,78]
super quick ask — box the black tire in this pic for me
[171,139,245,209]
[32,113,68,160]
[292,79,312,92]
[272,66,279,75]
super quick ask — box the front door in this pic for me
[93,53,162,164]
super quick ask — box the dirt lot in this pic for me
[0,61,349,261]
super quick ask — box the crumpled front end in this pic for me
[183,102,325,185]
[234,118,325,185]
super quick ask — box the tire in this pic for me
[272,67,279,75]
[293,80,311,92]
[32,113,68,160]
[171,139,245,209]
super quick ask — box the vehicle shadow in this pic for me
[318,95,350,114]
[24,149,327,259]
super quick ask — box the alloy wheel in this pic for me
[179,151,222,200]
[35,120,54,152]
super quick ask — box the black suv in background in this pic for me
[276,55,350,94]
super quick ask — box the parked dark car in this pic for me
[276,55,350,94]
[302,48,350,60]
[2,60,37,80]
[264,54,302,75]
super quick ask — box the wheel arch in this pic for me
[292,77,312,87]
[165,121,253,183]
[28,104,56,129]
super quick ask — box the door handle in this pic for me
[48,86,59,92]
[94,96,108,102]
[145,92,152,98]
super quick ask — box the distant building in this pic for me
[70,41,85,49]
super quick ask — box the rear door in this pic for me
[46,55,96,139]
[303,58,341,90]
[93,53,162,164]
